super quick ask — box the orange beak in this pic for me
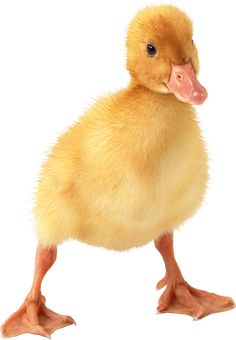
[166,62,208,105]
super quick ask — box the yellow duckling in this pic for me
[1,4,234,338]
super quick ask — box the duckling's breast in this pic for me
[70,119,208,250]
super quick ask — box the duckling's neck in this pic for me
[127,79,174,106]
[128,79,157,97]
[121,78,195,132]
[115,80,194,173]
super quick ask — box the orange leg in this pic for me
[1,245,75,338]
[155,233,235,319]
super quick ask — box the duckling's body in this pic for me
[1,5,234,339]
[36,85,207,250]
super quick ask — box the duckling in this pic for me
[1,4,235,338]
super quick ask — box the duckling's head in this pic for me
[126,5,207,105]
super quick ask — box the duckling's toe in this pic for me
[156,275,167,289]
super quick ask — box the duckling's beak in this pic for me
[166,62,208,105]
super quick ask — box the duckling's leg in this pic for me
[155,233,235,319]
[1,245,75,338]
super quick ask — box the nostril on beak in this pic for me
[177,74,183,80]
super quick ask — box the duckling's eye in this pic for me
[146,44,157,56]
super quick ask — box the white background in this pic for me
[0,0,236,339]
